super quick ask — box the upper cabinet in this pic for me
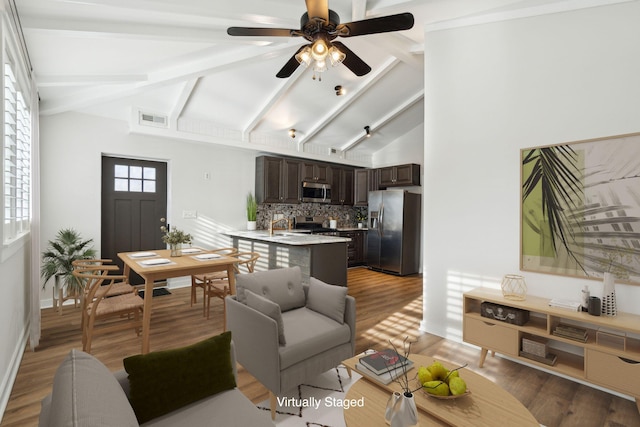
[255,156,301,204]
[378,163,420,188]
[256,155,420,206]
[301,162,331,184]
[354,169,378,206]
[331,166,354,205]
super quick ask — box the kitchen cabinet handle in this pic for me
[618,357,640,364]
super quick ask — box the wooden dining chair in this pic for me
[190,247,239,306]
[72,259,136,298]
[72,264,144,353]
[204,252,260,329]
[73,259,138,335]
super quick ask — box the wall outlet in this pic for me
[183,210,197,219]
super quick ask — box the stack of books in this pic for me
[356,349,414,385]
[548,299,581,311]
[553,323,588,342]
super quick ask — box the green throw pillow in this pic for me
[123,331,236,424]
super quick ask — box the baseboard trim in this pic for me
[0,321,29,424]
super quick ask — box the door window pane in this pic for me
[143,180,156,193]
[129,179,142,192]
[130,166,142,179]
[114,164,129,178]
[144,167,156,180]
[114,178,129,192]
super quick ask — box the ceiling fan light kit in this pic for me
[227,0,414,79]
[311,38,328,60]
[295,47,312,67]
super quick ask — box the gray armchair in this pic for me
[226,266,356,420]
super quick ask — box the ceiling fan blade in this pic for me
[276,46,307,78]
[336,12,414,37]
[305,0,329,22]
[332,42,371,76]
[227,27,297,37]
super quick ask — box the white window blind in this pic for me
[4,62,31,243]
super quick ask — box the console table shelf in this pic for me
[463,288,640,412]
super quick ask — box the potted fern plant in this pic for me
[246,192,257,230]
[41,228,97,309]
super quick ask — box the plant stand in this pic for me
[52,276,80,315]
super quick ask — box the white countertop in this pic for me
[225,230,351,245]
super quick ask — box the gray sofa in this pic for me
[226,266,356,419]
[39,341,274,426]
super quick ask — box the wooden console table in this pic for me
[463,287,640,412]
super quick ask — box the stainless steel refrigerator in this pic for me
[367,190,421,275]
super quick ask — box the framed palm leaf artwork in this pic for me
[521,132,640,285]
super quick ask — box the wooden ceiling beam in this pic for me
[38,43,297,115]
[299,57,400,147]
[340,89,423,152]
[170,78,200,130]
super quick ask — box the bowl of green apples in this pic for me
[417,360,471,399]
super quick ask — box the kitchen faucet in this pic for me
[269,216,290,236]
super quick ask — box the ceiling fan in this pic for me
[227,0,414,78]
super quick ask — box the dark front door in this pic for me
[101,156,167,284]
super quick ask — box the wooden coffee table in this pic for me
[342,354,539,427]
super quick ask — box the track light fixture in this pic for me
[335,85,345,96]
[364,126,371,137]
[289,129,296,139]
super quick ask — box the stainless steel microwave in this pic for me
[301,181,331,203]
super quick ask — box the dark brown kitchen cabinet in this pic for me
[301,162,331,183]
[255,156,301,204]
[340,230,366,267]
[331,166,354,205]
[354,169,378,206]
[378,163,420,187]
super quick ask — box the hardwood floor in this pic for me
[2,267,639,426]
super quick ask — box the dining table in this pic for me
[118,248,237,354]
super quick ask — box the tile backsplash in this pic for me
[257,203,367,230]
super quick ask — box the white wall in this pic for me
[422,2,640,340]
[39,112,257,302]
[0,246,30,419]
[372,123,424,171]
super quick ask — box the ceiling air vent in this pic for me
[139,112,168,128]
[329,147,342,156]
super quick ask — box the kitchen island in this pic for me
[224,230,350,286]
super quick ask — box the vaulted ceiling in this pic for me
[17,0,597,166]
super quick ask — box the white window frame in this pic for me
[2,11,33,259]
[3,61,31,243]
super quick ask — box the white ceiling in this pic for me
[16,0,617,165]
